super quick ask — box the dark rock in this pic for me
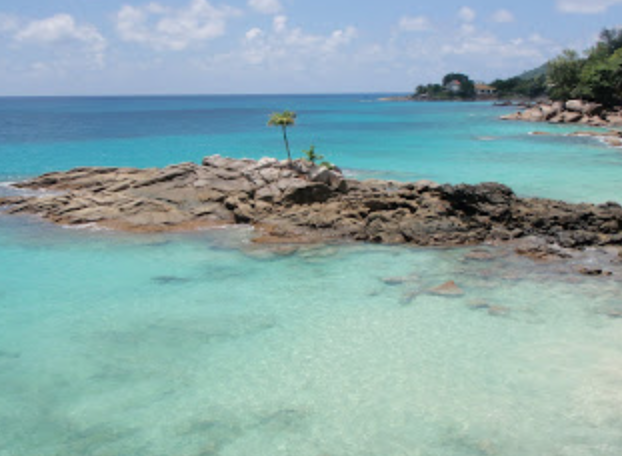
[576,267,612,277]
[282,182,333,205]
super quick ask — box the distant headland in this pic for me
[388,26,622,121]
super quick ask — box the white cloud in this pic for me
[273,15,287,33]
[398,16,433,32]
[248,0,282,15]
[245,27,263,41]
[461,23,476,34]
[0,13,19,33]
[15,14,104,47]
[14,14,106,66]
[236,18,357,67]
[116,0,240,51]
[458,6,476,22]
[440,28,556,63]
[556,0,622,13]
[492,9,515,23]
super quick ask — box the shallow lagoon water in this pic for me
[1,96,622,455]
[2,219,622,455]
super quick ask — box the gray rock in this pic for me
[4,154,622,269]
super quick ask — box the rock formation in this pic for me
[501,99,622,127]
[1,156,622,254]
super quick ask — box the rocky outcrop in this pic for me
[501,99,622,128]
[529,129,622,148]
[2,156,622,254]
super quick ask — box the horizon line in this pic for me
[0,91,410,99]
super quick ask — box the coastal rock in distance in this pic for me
[607,115,622,127]
[502,99,620,128]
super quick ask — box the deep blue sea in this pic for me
[1,95,622,456]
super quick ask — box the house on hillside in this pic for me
[475,83,497,96]
[446,80,462,93]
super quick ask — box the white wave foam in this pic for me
[62,223,111,232]
[0,181,65,198]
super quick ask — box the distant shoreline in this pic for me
[378,95,537,104]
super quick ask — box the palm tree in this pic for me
[268,111,297,163]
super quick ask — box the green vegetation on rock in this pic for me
[302,145,324,164]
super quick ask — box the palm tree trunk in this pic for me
[282,126,292,164]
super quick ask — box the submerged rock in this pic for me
[428,281,465,296]
[382,274,419,286]
[467,299,490,310]
[487,305,511,317]
[464,249,498,262]
[152,275,193,285]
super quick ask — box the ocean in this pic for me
[1,95,622,455]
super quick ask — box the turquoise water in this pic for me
[1,96,620,202]
[2,96,622,455]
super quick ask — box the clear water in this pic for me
[1,96,622,455]
[1,95,620,202]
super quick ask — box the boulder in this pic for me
[566,100,603,115]
[254,157,279,169]
[255,183,282,202]
[522,108,545,122]
[281,182,333,205]
[413,180,440,192]
[540,104,561,120]
[561,111,583,123]
[565,99,585,113]
[310,167,347,192]
[607,115,622,127]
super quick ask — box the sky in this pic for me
[0,0,621,95]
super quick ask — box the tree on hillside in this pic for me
[490,75,547,99]
[441,73,475,98]
[442,73,469,86]
[268,111,297,164]
[547,50,584,101]
[572,27,622,106]
[597,27,622,56]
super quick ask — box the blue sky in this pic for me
[0,0,621,95]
